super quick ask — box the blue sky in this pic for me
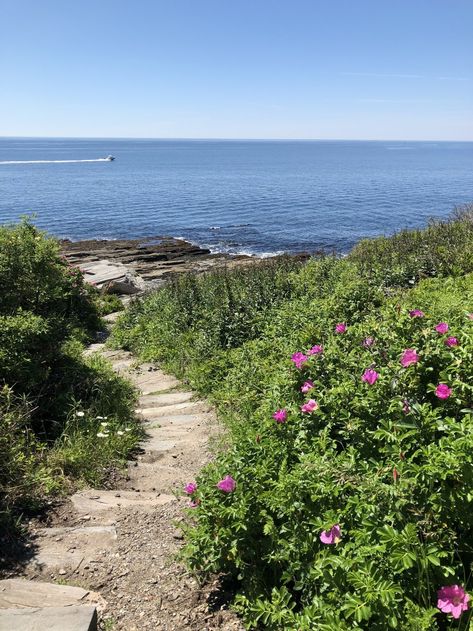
[1,0,472,140]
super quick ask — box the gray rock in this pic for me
[0,605,97,631]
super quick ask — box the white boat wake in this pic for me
[0,157,114,165]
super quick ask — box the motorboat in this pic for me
[105,155,115,161]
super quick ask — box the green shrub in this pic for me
[349,204,473,287]
[181,274,473,629]
[0,220,140,525]
[113,212,473,628]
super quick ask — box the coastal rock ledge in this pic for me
[61,236,251,292]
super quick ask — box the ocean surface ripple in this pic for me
[0,138,472,255]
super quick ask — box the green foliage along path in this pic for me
[0,220,140,530]
[113,208,473,630]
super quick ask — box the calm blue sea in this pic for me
[0,138,472,255]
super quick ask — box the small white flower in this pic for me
[125,428,131,432]
[117,430,124,436]
[96,432,109,438]
[76,411,85,417]
[96,416,105,420]
[100,422,109,427]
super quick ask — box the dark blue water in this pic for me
[0,138,472,255]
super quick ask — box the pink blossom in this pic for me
[272,409,288,423]
[335,323,347,334]
[301,399,318,413]
[437,585,470,619]
[217,475,236,493]
[409,309,425,318]
[361,369,379,385]
[291,352,308,369]
[435,322,449,334]
[320,524,341,545]
[189,499,200,508]
[469,313,473,320]
[445,336,459,347]
[435,384,452,400]
[307,344,323,355]
[301,380,314,393]
[362,336,375,348]
[402,399,411,414]
[400,349,419,367]
[184,482,198,495]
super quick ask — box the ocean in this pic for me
[0,138,472,256]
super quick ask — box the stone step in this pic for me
[137,401,207,418]
[135,374,180,395]
[71,490,175,516]
[143,412,209,428]
[138,391,194,407]
[29,526,117,572]
[0,605,97,631]
[126,462,195,492]
[109,358,136,372]
[143,424,194,439]
[0,579,104,610]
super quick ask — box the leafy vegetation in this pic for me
[114,209,473,629]
[0,220,140,528]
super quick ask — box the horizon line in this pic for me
[1,135,473,143]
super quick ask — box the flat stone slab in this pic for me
[138,391,194,407]
[126,462,193,492]
[144,413,207,428]
[0,579,102,610]
[138,376,181,395]
[137,401,206,418]
[71,490,175,515]
[143,437,177,453]
[0,605,97,631]
[30,526,117,571]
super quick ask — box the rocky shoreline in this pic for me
[61,236,254,293]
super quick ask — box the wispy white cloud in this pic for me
[343,72,425,79]
[343,72,470,81]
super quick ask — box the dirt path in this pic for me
[1,327,243,630]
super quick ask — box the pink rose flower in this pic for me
[435,384,452,400]
[301,380,314,393]
[409,309,425,318]
[435,322,449,334]
[307,344,323,355]
[361,368,379,385]
[291,352,308,369]
[445,336,458,347]
[301,399,318,413]
[184,482,197,495]
[272,409,287,423]
[320,524,341,545]
[362,336,375,348]
[217,475,236,493]
[335,323,347,334]
[400,349,419,367]
[437,585,470,619]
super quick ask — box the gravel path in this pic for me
[2,330,244,630]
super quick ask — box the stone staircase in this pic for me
[0,337,217,630]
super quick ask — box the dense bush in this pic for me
[113,213,473,628]
[0,220,140,525]
[349,204,473,287]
